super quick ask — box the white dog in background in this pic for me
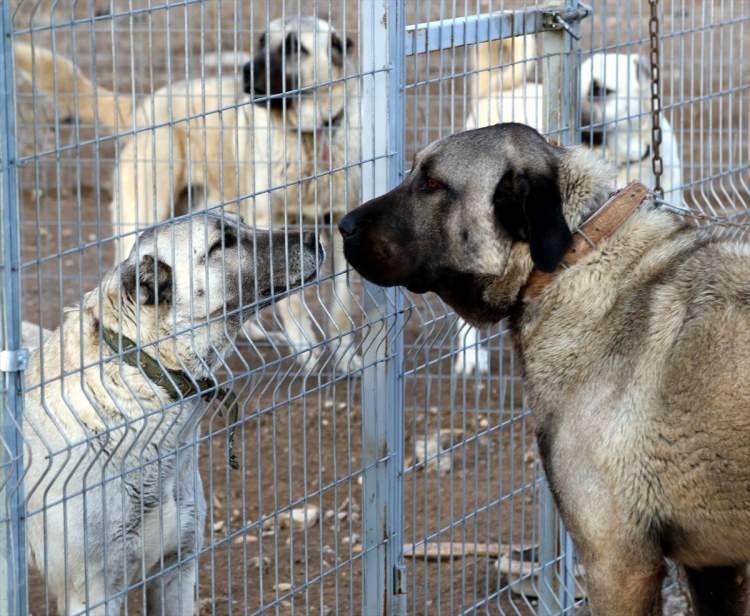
[16,16,362,374]
[579,53,683,203]
[457,44,684,375]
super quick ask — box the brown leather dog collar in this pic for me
[522,181,651,299]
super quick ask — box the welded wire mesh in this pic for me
[399,0,749,614]
[1,1,748,615]
[10,2,370,614]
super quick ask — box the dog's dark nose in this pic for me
[245,58,267,96]
[338,213,358,239]
[580,129,604,147]
[303,231,318,250]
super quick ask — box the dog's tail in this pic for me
[14,41,132,130]
[471,35,536,99]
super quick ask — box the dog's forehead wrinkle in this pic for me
[269,16,334,34]
[267,17,337,49]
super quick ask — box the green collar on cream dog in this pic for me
[100,325,240,469]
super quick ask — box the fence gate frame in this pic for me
[361,1,590,614]
[0,0,29,613]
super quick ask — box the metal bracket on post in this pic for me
[0,349,29,373]
[393,562,407,595]
[541,3,591,40]
[404,2,591,56]
[0,3,29,615]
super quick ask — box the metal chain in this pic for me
[648,0,664,198]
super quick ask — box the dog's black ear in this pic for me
[284,32,307,56]
[522,174,572,272]
[122,255,173,306]
[242,61,253,94]
[493,169,529,241]
[331,32,353,54]
[493,169,572,272]
[330,32,353,64]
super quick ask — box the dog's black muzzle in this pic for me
[580,128,605,147]
[339,192,424,290]
[243,55,298,107]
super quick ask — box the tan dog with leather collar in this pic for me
[457,46,684,378]
[341,122,750,615]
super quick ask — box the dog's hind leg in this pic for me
[684,564,749,615]
[579,548,664,615]
[329,231,363,373]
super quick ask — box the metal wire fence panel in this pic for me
[1,0,748,615]
[399,2,583,614]
[10,2,373,614]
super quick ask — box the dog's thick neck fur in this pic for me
[482,144,687,335]
[480,146,617,318]
[96,280,228,375]
[557,146,617,228]
[28,277,233,436]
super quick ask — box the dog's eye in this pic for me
[424,177,445,192]
[590,82,615,97]
[284,33,309,56]
[208,234,237,256]
[223,233,237,249]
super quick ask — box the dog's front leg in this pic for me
[146,561,198,616]
[452,318,490,376]
[277,293,322,370]
[577,541,664,615]
[541,429,664,615]
[146,465,204,616]
[329,231,363,373]
[684,564,749,616]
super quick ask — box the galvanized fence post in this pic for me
[538,2,584,614]
[359,1,406,615]
[0,7,29,616]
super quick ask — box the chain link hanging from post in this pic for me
[648,0,664,199]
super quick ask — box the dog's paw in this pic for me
[453,345,490,375]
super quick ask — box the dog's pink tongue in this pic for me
[316,129,330,166]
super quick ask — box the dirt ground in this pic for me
[10,0,749,614]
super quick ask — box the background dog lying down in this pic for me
[22,214,322,615]
[14,16,362,374]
